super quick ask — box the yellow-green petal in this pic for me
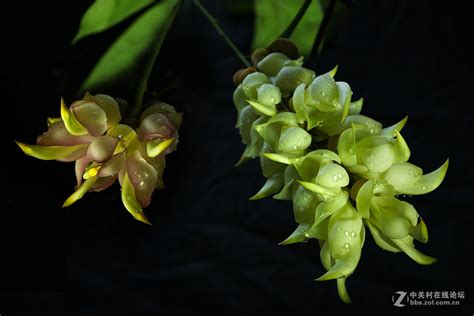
[60,98,88,136]
[261,152,292,164]
[410,218,429,243]
[62,177,98,207]
[365,220,401,253]
[391,238,437,265]
[337,278,352,304]
[356,179,374,218]
[146,137,175,158]
[16,141,88,161]
[250,174,284,200]
[279,224,310,245]
[395,159,449,195]
[247,100,276,116]
[121,171,151,225]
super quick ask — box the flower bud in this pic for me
[274,66,315,96]
[266,38,300,59]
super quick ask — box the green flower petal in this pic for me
[348,98,363,115]
[274,66,315,95]
[356,179,374,218]
[410,218,429,243]
[279,223,310,245]
[365,220,401,253]
[247,100,276,116]
[238,105,259,144]
[293,83,308,124]
[257,83,281,106]
[312,191,349,230]
[16,141,88,161]
[298,180,340,200]
[257,52,297,77]
[307,74,339,111]
[121,171,151,225]
[320,241,333,270]
[336,82,352,122]
[337,127,358,167]
[379,116,408,137]
[382,162,422,192]
[146,138,175,157]
[60,98,88,136]
[261,152,292,164]
[291,150,341,180]
[337,278,352,304]
[273,178,296,200]
[357,142,394,173]
[277,126,311,153]
[392,130,411,163]
[327,64,338,78]
[292,186,319,224]
[233,85,248,126]
[260,142,286,177]
[343,115,382,134]
[391,238,437,265]
[395,159,449,195]
[327,203,363,259]
[62,177,98,207]
[242,72,270,99]
[315,163,349,188]
[250,173,284,200]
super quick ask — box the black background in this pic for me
[1,0,473,315]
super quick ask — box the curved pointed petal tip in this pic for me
[16,141,87,161]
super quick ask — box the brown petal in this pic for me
[137,113,176,141]
[86,136,119,163]
[37,121,94,146]
[127,151,158,207]
[98,153,126,177]
[75,157,91,187]
[71,100,107,137]
[90,175,118,192]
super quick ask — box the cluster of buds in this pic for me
[232,38,448,302]
[16,93,181,224]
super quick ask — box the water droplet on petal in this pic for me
[344,243,351,249]
[344,231,349,237]
[422,185,427,191]
[350,231,356,238]
[139,181,145,186]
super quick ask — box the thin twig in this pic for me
[280,0,312,38]
[193,0,251,67]
[312,0,337,59]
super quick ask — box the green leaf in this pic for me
[80,0,181,93]
[72,0,156,43]
[252,0,323,57]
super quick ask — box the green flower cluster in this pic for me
[233,39,448,303]
[16,93,182,224]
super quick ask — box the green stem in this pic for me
[312,0,337,58]
[130,0,183,118]
[280,0,312,38]
[193,0,251,67]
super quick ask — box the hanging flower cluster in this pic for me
[232,39,448,302]
[16,93,181,224]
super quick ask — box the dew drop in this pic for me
[370,129,375,134]
[293,145,298,150]
[118,134,123,140]
[337,173,343,180]
[333,175,338,181]
[344,243,351,249]
[139,181,145,186]
[349,148,355,154]
[336,227,341,231]
[350,231,356,238]
[422,185,427,191]
[344,231,349,237]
